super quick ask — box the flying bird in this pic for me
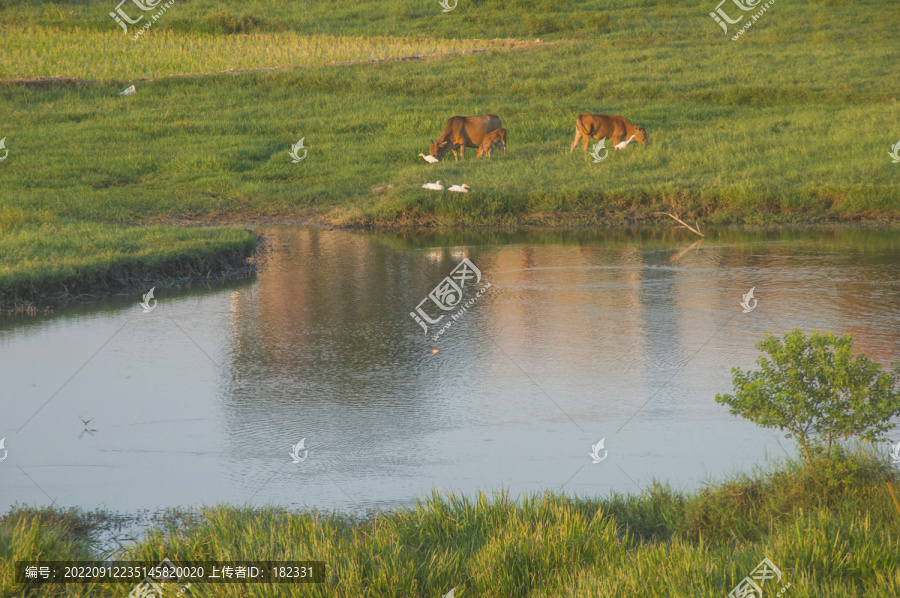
[79,417,97,438]
[418,153,439,164]
[614,135,637,150]
[430,348,441,355]
[422,181,444,191]
[447,184,470,193]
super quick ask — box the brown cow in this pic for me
[570,114,648,152]
[476,128,507,158]
[429,115,503,161]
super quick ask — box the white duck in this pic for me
[614,135,637,150]
[447,184,470,193]
[422,180,444,190]
[418,153,439,164]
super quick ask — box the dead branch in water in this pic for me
[655,212,705,238]
[670,239,704,262]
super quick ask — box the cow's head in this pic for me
[635,126,648,146]
[429,140,456,159]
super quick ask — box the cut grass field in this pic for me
[2,451,899,597]
[0,0,898,304]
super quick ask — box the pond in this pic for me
[2,227,899,513]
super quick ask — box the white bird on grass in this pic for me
[614,135,637,150]
[418,153,439,164]
[447,184,470,193]
[422,181,444,190]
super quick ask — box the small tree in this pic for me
[716,329,900,466]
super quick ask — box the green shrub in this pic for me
[717,330,900,466]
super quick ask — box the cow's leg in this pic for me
[570,129,582,151]
[459,145,465,160]
[582,133,591,151]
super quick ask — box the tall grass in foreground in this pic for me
[2,451,899,597]
[1,28,525,81]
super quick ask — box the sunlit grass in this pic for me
[0,0,897,302]
[3,451,899,597]
[1,27,526,81]
[0,222,257,306]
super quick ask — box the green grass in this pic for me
[3,450,899,597]
[0,222,257,287]
[0,0,898,302]
[0,221,258,307]
[1,28,526,81]
[2,0,614,38]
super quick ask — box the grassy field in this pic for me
[0,0,898,304]
[0,220,258,307]
[2,450,899,597]
[2,28,527,81]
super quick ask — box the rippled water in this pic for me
[2,227,899,513]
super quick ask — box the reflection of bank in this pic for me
[430,282,493,342]
[409,258,486,336]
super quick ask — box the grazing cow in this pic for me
[476,128,507,158]
[570,114,648,152]
[429,114,503,161]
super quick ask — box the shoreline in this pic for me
[0,241,262,313]
[4,217,900,311]
[2,451,898,597]
[148,211,900,230]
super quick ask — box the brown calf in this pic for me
[476,128,507,158]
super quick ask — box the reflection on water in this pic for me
[2,227,899,512]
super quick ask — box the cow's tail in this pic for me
[575,114,592,138]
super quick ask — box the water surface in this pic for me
[2,227,899,513]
